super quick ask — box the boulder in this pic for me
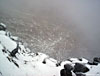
[93,57,100,63]
[73,63,89,73]
[60,69,67,76]
[64,64,73,76]
[0,23,6,31]
[10,43,19,57]
[64,64,73,71]
[88,61,98,65]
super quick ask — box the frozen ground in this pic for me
[0,0,100,61]
[0,24,100,76]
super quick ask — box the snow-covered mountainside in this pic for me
[0,23,100,76]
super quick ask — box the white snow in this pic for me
[69,58,88,64]
[0,35,17,52]
[0,27,100,76]
[0,31,6,35]
[0,23,6,28]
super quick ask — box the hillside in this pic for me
[0,23,100,76]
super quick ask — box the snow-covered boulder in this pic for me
[0,23,6,31]
[0,23,100,76]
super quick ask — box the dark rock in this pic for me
[7,57,12,62]
[88,61,94,65]
[88,61,98,65]
[60,64,73,76]
[93,57,100,63]
[93,61,98,65]
[35,53,39,56]
[73,63,89,73]
[56,61,62,67]
[64,64,73,76]
[10,43,19,57]
[12,60,19,68]
[60,69,67,76]
[42,59,46,64]
[64,64,73,71]
[78,58,82,61]
[67,59,72,62]
[66,70,72,76]
[2,49,7,53]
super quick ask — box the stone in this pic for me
[10,44,19,57]
[64,64,73,71]
[64,64,73,76]
[0,23,6,31]
[88,61,98,65]
[73,63,89,73]
[60,69,67,76]
[93,57,100,63]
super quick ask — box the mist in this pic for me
[0,0,100,60]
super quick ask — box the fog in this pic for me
[0,0,100,60]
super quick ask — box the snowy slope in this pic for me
[0,23,100,76]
